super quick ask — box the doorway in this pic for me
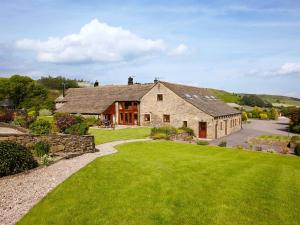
[199,122,207,138]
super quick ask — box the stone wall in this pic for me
[0,134,95,154]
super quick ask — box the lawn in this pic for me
[257,135,290,141]
[18,141,300,225]
[89,127,150,144]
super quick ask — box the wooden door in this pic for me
[199,122,207,138]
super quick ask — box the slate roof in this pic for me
[56,84,154,114]
[160,81,241,117]
[56,81,241,117]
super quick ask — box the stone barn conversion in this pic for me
[56,78,241,139]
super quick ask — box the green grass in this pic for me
[257,135,290,140]
[37,115,54,123]
[89,127,150,144]
[18,141,300,225]
[209,89,242,103]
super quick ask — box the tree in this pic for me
[269,108,279,120]
[241,95,272,107]
[0,77,9,101]
[38,76,79,90]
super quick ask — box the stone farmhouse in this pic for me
[55,78,241,139]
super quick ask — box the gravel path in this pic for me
[0,138,149,225]
[0,127,23,134]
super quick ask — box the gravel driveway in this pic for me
[0,139,149,225]
[210,117,298,147]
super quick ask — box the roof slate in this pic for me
[160,81,241,117]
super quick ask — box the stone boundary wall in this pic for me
[0,134,95,154]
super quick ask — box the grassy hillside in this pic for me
[257,94,300,106]
[208,89,242,104]
[209,89,300,106]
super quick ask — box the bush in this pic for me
[259,113,269,120]
[247,112,253,118]
[295,144,300,156]
[54,113,77,132]
[218,141,227,147]
[0,141,38,177]
[152,133,169,140]
[291,125,300,134]
[269,108,279,120]
[84,117,100,127]
[30,119,52,134]
[0,111,14,122]
[178,127,194,136]
[41,154,53,166]
[196,140,209,145]
[242,112,248,121]
[39,109,52,116]
[12,116,27,127]
[65,122,88,135]
[33,141,50,157]
[151,126,177,136]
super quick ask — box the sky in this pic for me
[1,0,300,97]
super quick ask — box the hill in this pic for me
[208,89,300,106]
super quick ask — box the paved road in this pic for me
[0,127,23,134]
[210,117,298,147]
[0,138,150,225]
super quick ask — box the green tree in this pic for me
[38,76,79,90]
[269,108,279,120]
[0,77,9,101]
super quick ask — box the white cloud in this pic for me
[278,62,300,75]
[168,44,189,56]
[16,19,166,64]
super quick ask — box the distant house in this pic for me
[55,79,241,139]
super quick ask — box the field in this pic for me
[18,141,300,225]
[89,127,150,144]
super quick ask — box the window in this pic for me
[125,102,131,109]
[183,121,187,128]
[144,114,150,122]
[220,122,223,130]
[157,94,163,101]
[163,114,170,123]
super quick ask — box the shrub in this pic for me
[259,113,269,120]
[247,112,253,118]
[295,144,300,156]
[30,119,52,134]
[12,116,27,127]
[218,141,227,147]
[291,125,300,134]
[39,109,52,116]
[41,154,53,166]
[151,126,177,136]
[65,122,88,135]
[178,127,194,136]
[33,141,50,157]
[152,133,169,140]
[269,108,279,120]
[54,113,77,132]
[242,112,248,121]
[84,117,100,127]
[196,140,209,145]
[0,111,14,122]
[0,141,38,177]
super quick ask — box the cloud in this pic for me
[168,44,189,56]
[277,62,300,75]
[16,19,166,64]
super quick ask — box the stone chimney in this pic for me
[94,80,99,87]
[128,76,134,85]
